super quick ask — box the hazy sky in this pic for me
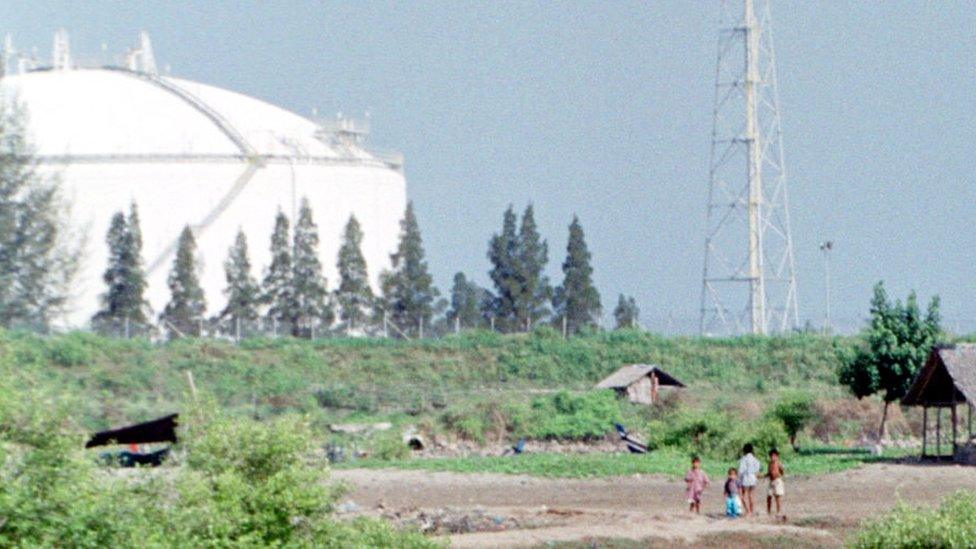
[2,1,974,333]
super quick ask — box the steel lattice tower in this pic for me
[699,0,799,336]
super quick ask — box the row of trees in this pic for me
[90,198,639,339]
[447,204,635,335]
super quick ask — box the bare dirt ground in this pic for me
[333,463,976,547]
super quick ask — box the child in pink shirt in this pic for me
[684,456,709,513]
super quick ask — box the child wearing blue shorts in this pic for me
[724,468,742,518]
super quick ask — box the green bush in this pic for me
[768,390,817,450]
[652,408,791,461]
[525,390,621,440]
[853,492,976,548]
[654,409,731,457]
[723,417,791,460]
[373,429,411,461]
[0,388,438,547]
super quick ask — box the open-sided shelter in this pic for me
[901,345,976,461]
[595,364,684,405]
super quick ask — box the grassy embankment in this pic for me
[0,327,940,477]
[0,327,855,430]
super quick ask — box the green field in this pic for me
[338,447,913,479]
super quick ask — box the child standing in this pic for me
[738,443,761,516]
[764,448,786,518]
[684,456,709,514]
[724,468,742,517]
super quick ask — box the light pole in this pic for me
[819,241,833,334]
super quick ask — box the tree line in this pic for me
[89,198,642,339]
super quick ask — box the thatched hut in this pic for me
[595,364,684,405]
[901,345,976,462]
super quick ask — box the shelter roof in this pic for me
[902,345,976,406]
[595,364,685,389]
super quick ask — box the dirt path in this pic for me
[333,463,976,547]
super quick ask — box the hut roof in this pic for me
[595,364,685,389]
[902,345,976,407]
[85,413,179,448]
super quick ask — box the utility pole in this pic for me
[699,0,799,336]
[820,241,833,334]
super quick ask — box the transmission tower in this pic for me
[699,0,799,336]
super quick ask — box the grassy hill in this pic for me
[0,327,857,433]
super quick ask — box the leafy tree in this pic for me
[378,202,437,338]
[291,198,332,337]
[613,294,640,330]
[217,229,260,334]
[160,226,206,337]
[514,204,551,330]
[768,391,816,451]
[552,216,601,335]
[486,205,519,332]
[838,281,941,440]
[335,215,373,332]
[92,203,149,332]
[0,99,77,330]
[261,211,294,330]
[446,272,487,330]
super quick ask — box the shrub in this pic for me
[0,388,439,547]
[655,409,732,457]
[723,417,792,460]
[46,332,95,367]
[653,408,791,461]
[853,492,976,548]
[372,429,410,461]
[526,390,621,440]
[767,391,817,450]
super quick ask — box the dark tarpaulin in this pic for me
[85,413,179,448]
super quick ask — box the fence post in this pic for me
[383,311,389,338]
[124,316,130,339]
[419,316,424,339]
[490,316,495,332]
[455,316,460,334]
[562,316,568,338]
[235,317,241,342]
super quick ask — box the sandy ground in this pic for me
[333,463,976,547]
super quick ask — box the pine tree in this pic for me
[613,294,639,330]
[380,202,438,338]
[291,197,332,337]
[92,202,149,333]
[262,211,294,331]
[160,226,206,337]
[514,204,551,330]
[486,205,519,332]
[447,272,486,331]
[335,215,373,332]
[217,228,260,335]
[553,216,601,335]
[0,99,77,330]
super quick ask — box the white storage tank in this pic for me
[0,32,407,326]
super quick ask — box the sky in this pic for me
[2,1,974,334]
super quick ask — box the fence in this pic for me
[65,312,976,343]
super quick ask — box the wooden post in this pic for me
[922,407,928,457]
[952,404,958,455]
[650,373,659,404]
[968,403,973,441]
[936,407,943,457]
